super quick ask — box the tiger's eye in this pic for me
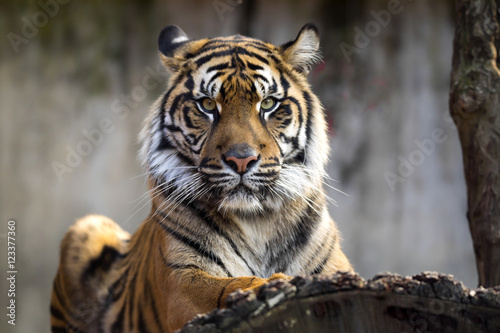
[202,98,216,112]
[261,97,275,111]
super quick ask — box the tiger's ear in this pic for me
[279,23,321,74]
[158,25,202,72]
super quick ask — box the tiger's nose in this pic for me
[224,144,258,174]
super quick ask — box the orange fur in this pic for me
[51,24,352,333]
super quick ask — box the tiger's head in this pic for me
[140,24,329,216]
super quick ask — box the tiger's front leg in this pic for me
[159,267,290,332]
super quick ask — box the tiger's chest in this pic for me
[162,214,316,279]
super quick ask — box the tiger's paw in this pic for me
[267,273,292,282]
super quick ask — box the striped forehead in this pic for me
[191,37,280,99]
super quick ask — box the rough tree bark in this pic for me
[449,0,500,287]
[180,272,500,332]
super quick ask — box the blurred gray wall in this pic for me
[0,0,475,332]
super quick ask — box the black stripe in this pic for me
[160,75,183,136]
[202,38,269,48]
[245,43,274,53]
[206,173,233,179]
[295,206,318,248]
[146,280,165,332]
[158,135,174,150]
[199,157,222,169]
[207,71,225,89]
[236,48,270,64]
[157,135,196,167]
[81,246,124,284]
[270,54,284,67]
[160,84,175,121]
[230,50,246,69]
[107,268,130,304]
[271,204,320,273]
[51,325,68,333]
[157,208,202,237]
[190,135,208,155]
[219,78,229,102]
[260,163,280,168]
[166,262,202,270]
[156,217,232,277]
[101,269,129,332]
[137,305,149,333]
[279,103,293,117]
[279,72,290,92]
[253,73,269,84]
[111,301,125,333]
[247,62,264,71]
[200,164,223,170]
[217,282,230,308]
[279,133,298,148]
[127,277,136,331]
[184,73,194,90]
[287,96,304,131]
[167,92,190,118]
[192,40,272,58]
[303,91,313,165]
[195,49,234,67]
[269,77,278,95]
[253,171,279,177]
[199,78,207,94]
[183,106,206,131]
[310,238,335,275]
[209,180,236,187]
[191,207,257,276]
[207,63,230,73]
[195,48,270,68]
[165,123,204,158]
[292,150,306,164]
[176,150,197,166]
[280,118,292,128]
[186,44,231,60]
[50,304,66,322]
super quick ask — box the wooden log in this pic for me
[179,272,500,332]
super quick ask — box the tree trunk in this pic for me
[449,0,500,287]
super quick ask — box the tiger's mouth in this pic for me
[216,180,266,200]
[227,184,262,198]
[195,173,279,214]
[216,185,268,214]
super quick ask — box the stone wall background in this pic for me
[0,0,475,332]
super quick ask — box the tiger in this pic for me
[50,23,352,333]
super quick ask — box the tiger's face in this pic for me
[141,24,328,215]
